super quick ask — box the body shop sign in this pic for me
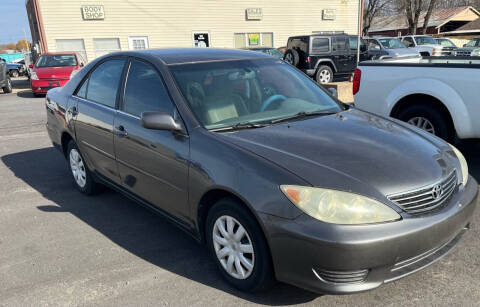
[81,5,105,20]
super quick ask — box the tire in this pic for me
[316,65,333,84]
[206,198,275,292]
[397,104,453,142]
[10,70,19,78]
[66,140,100,195]
[2,77,12,93]
[284,49,300,66]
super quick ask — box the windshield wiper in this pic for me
[210,121,269,132]
[269,110,337,124]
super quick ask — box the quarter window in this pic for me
[76,78,88,98]
[86,59,126,108]
[123,59,174,117]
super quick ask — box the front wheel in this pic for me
[397,104,453,142]
[67,140,100,195]
[206,198,275,292]
[10,70,19,78]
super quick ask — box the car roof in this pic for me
[109,48,272,65]
[40,52,78,56]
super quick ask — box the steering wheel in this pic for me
[260,94,287,112]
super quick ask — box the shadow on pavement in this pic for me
[1,147,318,306]
[16,90,38,98]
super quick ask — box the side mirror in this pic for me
[327,87,338,98]
[80,63,84,67]
[29,64,34,68]
[141,111,182,131]
[463,44,467,47]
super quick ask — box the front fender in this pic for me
[385,78,473,139]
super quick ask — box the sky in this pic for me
[1,0,32,45]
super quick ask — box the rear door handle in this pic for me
[116,125,128,137]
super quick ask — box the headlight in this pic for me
[31,71,39,80]
[280,185,401,225]
[472,49,480,56]
[449,144,469,186]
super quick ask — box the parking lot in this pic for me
[0,78,479,306]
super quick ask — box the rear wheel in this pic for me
[397,104,453,141]
[67,140,100,195]
[206,198,275,292]
[2,77,12,93]
[316,65,333,84]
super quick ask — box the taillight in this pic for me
[306,56,311,63]
[353,68,361,95]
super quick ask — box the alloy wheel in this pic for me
[69,148,87,188]
[212,215,255,280]
[407,116,436,134]
[318,70,331,84]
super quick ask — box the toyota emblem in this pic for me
[431,185,443,199]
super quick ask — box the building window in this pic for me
[128,36,149,50]
[93,38,121,57]
[56,39,87,62]
[233,32,274,48]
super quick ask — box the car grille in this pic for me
[313,268,369,284]
[388,171,457,214]
[385,225,468,283]
[456,50,472,56]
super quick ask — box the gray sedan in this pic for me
[45,48,477,294]
[366,37,419,59]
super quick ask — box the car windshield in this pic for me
[415,36,437,45]
[170,59,343,130]
[378,38,406,49]
[437,39,456,47]
[466,39,480,47]
[36,54,77,67]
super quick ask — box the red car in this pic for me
[30,52,84,96]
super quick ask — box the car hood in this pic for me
[33,66,76,79]
[388,48,418,57]
[457,47,477,51]
[218,109,455,198]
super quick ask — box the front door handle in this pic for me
[68,106,78,117]
[116,125,128,137]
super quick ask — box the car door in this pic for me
[114,58,190,221]
[332,36,350,73]
[72,57,126,184]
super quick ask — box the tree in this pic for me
[363,0,393,35]
[5,43,16,51]
[16,40,30,51]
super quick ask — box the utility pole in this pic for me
[357,0,365,64]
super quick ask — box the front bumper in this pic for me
[261,176,478,294]
[31,79,68,94]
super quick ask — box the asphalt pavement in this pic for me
[0,78,479,306]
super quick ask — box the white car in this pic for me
[353,56,480,141]
[400,35,456,56]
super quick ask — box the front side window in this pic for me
[466,39,480,47]
[86,59,126,108]
[36,55,77,67]
[437,39,455,47]
[403,37,414,47]
[123,59,174,117]
[170,59,343,130]
[378,38,406,49]
[333,37,347,51]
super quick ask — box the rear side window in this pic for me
[86,59,126,108]
[123,59,174,117]
[333,37,347,52]
[312,38,329,53]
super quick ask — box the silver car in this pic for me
[365,37,419,59]
[400,35,456,56]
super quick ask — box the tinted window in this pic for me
[86,59,126,108]
[123,60,174,117]
[312,38,329,53]
[76,79,88,98]
[333,37,347,52]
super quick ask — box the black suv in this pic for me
[284,33,368,84]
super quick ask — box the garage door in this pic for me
[93,38,121,57]
[56,39,87,62]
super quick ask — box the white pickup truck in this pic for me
[353,57,480,141]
